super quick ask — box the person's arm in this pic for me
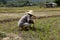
[27,15,34,24]
[27,15,31,22]
[33,15,36,17]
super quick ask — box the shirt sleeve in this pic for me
[27,15,31,22]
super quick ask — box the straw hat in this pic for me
[26,10,33,15]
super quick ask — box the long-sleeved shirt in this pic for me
[18,14,32,26]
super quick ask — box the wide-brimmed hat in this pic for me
[26,10,33,15]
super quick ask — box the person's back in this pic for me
[18,14,28,27]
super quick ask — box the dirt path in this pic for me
[0,13,25,20]
[0,11,60,17]
[0,11,60,22]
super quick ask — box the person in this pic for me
[18,10,36,31]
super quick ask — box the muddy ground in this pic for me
[0,11,60,22]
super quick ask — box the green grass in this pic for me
[0,17,60,40]
[0,7,60,40]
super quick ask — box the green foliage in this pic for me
[0,0,33,7]
[0,0,6,7]
[55,0,60,6]
[0,17,60,40]
[0,32,6,38]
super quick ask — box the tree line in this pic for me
[54,0,60,6]
[0,0,60,7]
[0,0,34,7]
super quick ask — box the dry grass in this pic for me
[0,7,60,40]
[0,17,60,40]
[0,7,60,13]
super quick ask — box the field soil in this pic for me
[0,10,60,40]
[0,11,60,21]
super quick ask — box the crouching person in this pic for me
[18,10,36,31]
